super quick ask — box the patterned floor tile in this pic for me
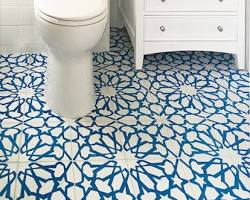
[0,119,23,163]
[0,28,249,199]
[73,160,136,200]
[0,162,18,199]
[95,71,141,113]
[0,54,45,123]
[20,118,72,162]
[71,119,125,162]
[14,161,75,200]
[0,54,30,77]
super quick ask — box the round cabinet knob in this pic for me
[217,26,224,32]
[218,0,223,2]
[161,0,166,2]
[160,26,166,32]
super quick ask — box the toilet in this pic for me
[34,0,108,119]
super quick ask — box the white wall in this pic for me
[0,0,117,53]
[0,0,43,52]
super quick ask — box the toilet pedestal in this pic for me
[34,0,108,119]
[46,50,95,119]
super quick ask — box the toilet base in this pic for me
[46,50,95,119]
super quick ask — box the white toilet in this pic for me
[34,0,108,119]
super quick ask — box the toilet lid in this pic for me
[35,0,108,21]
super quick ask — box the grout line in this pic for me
[69,124,78,200]
[12,162,19,200]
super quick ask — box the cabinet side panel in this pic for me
[119,0,136,39]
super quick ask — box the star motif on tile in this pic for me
[185,123,193,130]
[157,135,166,144]
[136,124,145,131]
[58,177,68,191]
[91,125,101,132]
[57,137,66,147]
[175,134,184,143]
[8,72,15,76]
[82,178,91,192]
[41,126,51,133]
[173,174,183,188]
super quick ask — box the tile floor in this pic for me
[0,28,249,200]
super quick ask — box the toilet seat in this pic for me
[35,8,108,27]
[34,0,108,26]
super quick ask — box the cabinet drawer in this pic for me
[144,16,237,41]
[144,0,238,12]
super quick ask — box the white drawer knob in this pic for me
[217,26,224,32]
[160,26,166,32]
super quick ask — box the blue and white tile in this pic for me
[0,27,249,199]
[0,54,45,122]
[72,160,137,200]
[29,53,47,74]
[94,71,141,113]
[71,118,123,161]
[0,118,23,163]
[0,54,30,78]
[0,162,18,199]
[14,161,75,200]
[20,118,72,162]
[70,119,138,199]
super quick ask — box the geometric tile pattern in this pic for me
[0,28,249,200]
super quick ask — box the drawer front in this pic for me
[144,16,237,41]
[145,0,238,12]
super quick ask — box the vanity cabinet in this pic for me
[119,0,246,70]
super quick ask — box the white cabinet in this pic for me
[119,0,246,70]
[144,16,237,41]
[144,0,238,12]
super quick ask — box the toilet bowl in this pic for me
[34,0,108,119]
